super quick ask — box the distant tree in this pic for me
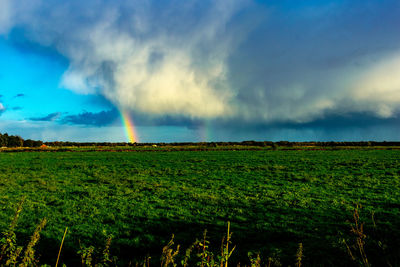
[23,139,43,147]
[7,135,23,147]
[23,139,34,147]
[271,143,278,151]
[0,133,6,147]
[0,133,7,147]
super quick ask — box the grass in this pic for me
[0,203,393,266]
[0,205,294,266]
[0,149,400,265]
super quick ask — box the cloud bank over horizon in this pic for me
[1,0,400,141]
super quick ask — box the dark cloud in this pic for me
[212,111,400,131]
[14,93,25,98]
[130,111,203,128]
[62,109,118,126]
[227,0,400,123]
[283,112,400,130]
[205,112,400,142]
[29,112,61,121]
[61,108,203,128]
[12,106,22,110]
[50,106,400,138]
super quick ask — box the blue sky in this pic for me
[0,0,400,142]
[0,38,97,119]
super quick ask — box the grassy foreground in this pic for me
[0,149,400,265]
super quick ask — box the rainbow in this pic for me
[120,110,139,143]
[198,120,213,142]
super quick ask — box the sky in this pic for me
[0,0,400,142]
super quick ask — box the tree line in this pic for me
[0,133,43,148]
[26,140,400,147]
[1,132,400,148]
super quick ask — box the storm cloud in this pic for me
[62,110,117,126]
[60,108,204,128]
[1,0,400,128]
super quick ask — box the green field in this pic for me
[1,149,400,266]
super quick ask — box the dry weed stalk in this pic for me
[295,243,303,267]
[55,227,68,267]
[182,242,195,267]
[247,252,261,267]
[161,234,180,267]
[221,222,235,267]
[0,197,48,266]
[144,256,151,267]
[0,196,26,263]
[196,229,213,267]
[345,204,371,267]
[78,242,94,267]
[20,217,47,267]
[102,234,113,265]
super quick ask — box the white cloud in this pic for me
[2,0,250,119]
[350,52,400,117]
